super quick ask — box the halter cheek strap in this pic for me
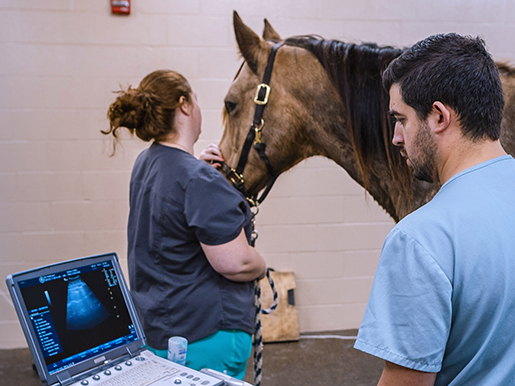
[222,41,285,207]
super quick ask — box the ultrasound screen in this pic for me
[18,260,139,374]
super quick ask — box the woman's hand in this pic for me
[199,143,224,168]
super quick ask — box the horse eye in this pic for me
[224,100,237,114]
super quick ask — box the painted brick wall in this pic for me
[1,0,514,348]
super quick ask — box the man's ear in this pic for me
[431,101,451,134]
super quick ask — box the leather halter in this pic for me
[220,42,284,207]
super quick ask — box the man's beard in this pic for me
[409,122,438,183]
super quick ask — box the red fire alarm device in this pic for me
[111,0,130,15]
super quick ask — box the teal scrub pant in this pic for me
[147,330,252,380]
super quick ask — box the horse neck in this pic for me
[311,110,438,222]
[298,39,440,221]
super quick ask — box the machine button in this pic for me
[92,375,101,381]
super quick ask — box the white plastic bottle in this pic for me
[167,336,188,365]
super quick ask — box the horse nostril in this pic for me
[224,100,237,114]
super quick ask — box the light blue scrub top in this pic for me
[355,156,515,385]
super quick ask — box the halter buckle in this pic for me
[226,167,245,187]
[254,84,271,105]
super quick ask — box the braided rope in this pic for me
[261,269,278,314]
[253,268,278,386]
[253,279,263,386]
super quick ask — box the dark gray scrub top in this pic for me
[128,143,254,349]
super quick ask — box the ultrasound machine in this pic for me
[6,252,251,386]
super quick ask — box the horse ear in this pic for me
[233,11,268,74]
[262,18,282,42]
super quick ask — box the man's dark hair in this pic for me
[383,33,505,140]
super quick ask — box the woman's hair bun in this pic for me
[108,86,147,131]
[102,69,192,155]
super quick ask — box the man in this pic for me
[354,33,515,385]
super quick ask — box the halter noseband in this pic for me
[220,41,284,208]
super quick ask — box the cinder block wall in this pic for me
[1,0,514,348]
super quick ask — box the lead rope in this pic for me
[250,207,278,386]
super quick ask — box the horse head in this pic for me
[219,12,349,199]
[218,12,515,221]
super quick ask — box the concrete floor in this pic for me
[0,330,384,386]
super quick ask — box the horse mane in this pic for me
[497,62,515,77]
[284,36,413,202]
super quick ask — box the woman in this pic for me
[103,69,266,379]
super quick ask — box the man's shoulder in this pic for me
[445,154,515,186]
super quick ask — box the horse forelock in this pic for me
[284,36,413,207]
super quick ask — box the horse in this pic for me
[218,12,515,222]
